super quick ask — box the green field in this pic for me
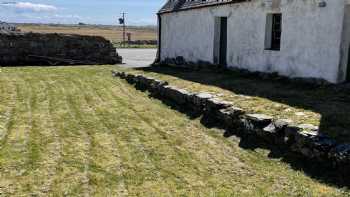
[0,66,348,196]
[18,24,157,49]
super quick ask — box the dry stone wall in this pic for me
[0,32,122,66]
[112,70,350,180]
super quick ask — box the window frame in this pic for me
[265,13,282,51]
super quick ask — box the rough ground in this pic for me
[0,66,348,196]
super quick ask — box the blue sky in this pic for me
[0,0,166,25]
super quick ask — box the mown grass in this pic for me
[121,66,350,143]
[0,65,348,196]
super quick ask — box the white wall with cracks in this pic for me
[159,0,350,83]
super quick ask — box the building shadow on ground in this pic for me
[135,66,350,188]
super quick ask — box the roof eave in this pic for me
[158,0,247,15]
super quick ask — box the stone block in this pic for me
[126,74,136,84]
[329,144,350,165]
[116,72,126,79]
[216,106,245,128]
[245,114,273,128]
[206,98,233,112]
[191,92,215,109]
[261,119,292,144]
[166,86,193,105]
[149,79,168,92]
[284,124,301,145]
[290,127,336,160]
[240,114,273,136]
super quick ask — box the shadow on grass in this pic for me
[137,66,350,143]
[135,66,350,188]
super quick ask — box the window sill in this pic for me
[264,49,281,51]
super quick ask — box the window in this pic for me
[265,13,282,51]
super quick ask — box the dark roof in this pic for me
[158,0,246,14]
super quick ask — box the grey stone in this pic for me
[161,86,192,104]
[196,92,215,99]
[256,125,276,141]
[329,144,350,178]
[138,76,154,88]
[206,98,233,112]
[239,114,273,137]
[136,75,155,89]
[191,92,215,109]
[160,85,173,95]
[244,114,273,128]
[217,106,244,127]
[220,106,245,117]
[284,124,301,141]
[178,89,194,103]
[111,71,120,77]
[117,72,126,79]
[173,88,193,104]
[263,119,291,135]
[126,74,136,84]
[261,119,293,145]
[329,144,350,164]
[298,124,319,131]
[149,79,168,91]
[275,119,293,129]
[259,123,277,142]
[291,129,337,160]
[263,123,277,134]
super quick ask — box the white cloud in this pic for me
[0,2,58,12]
[128,18,157,26]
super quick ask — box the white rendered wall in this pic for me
[160,0,346,83]
[339,3,350,82]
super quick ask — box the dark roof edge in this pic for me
[158,0,247,15]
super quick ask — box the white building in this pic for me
[0,21,17,32]
[157,0,350,83]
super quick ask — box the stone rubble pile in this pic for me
[112,71,350,176]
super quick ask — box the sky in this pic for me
[0,0,166,25]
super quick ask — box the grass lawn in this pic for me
[123,66,350,143]
[0,65,348,196]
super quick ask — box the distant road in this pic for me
[117,48,157,68]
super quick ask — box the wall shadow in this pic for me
[137,66,350,143]
[134,66,350,187]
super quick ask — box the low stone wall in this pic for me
[0,32,122,66]
[112,70,350,179]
